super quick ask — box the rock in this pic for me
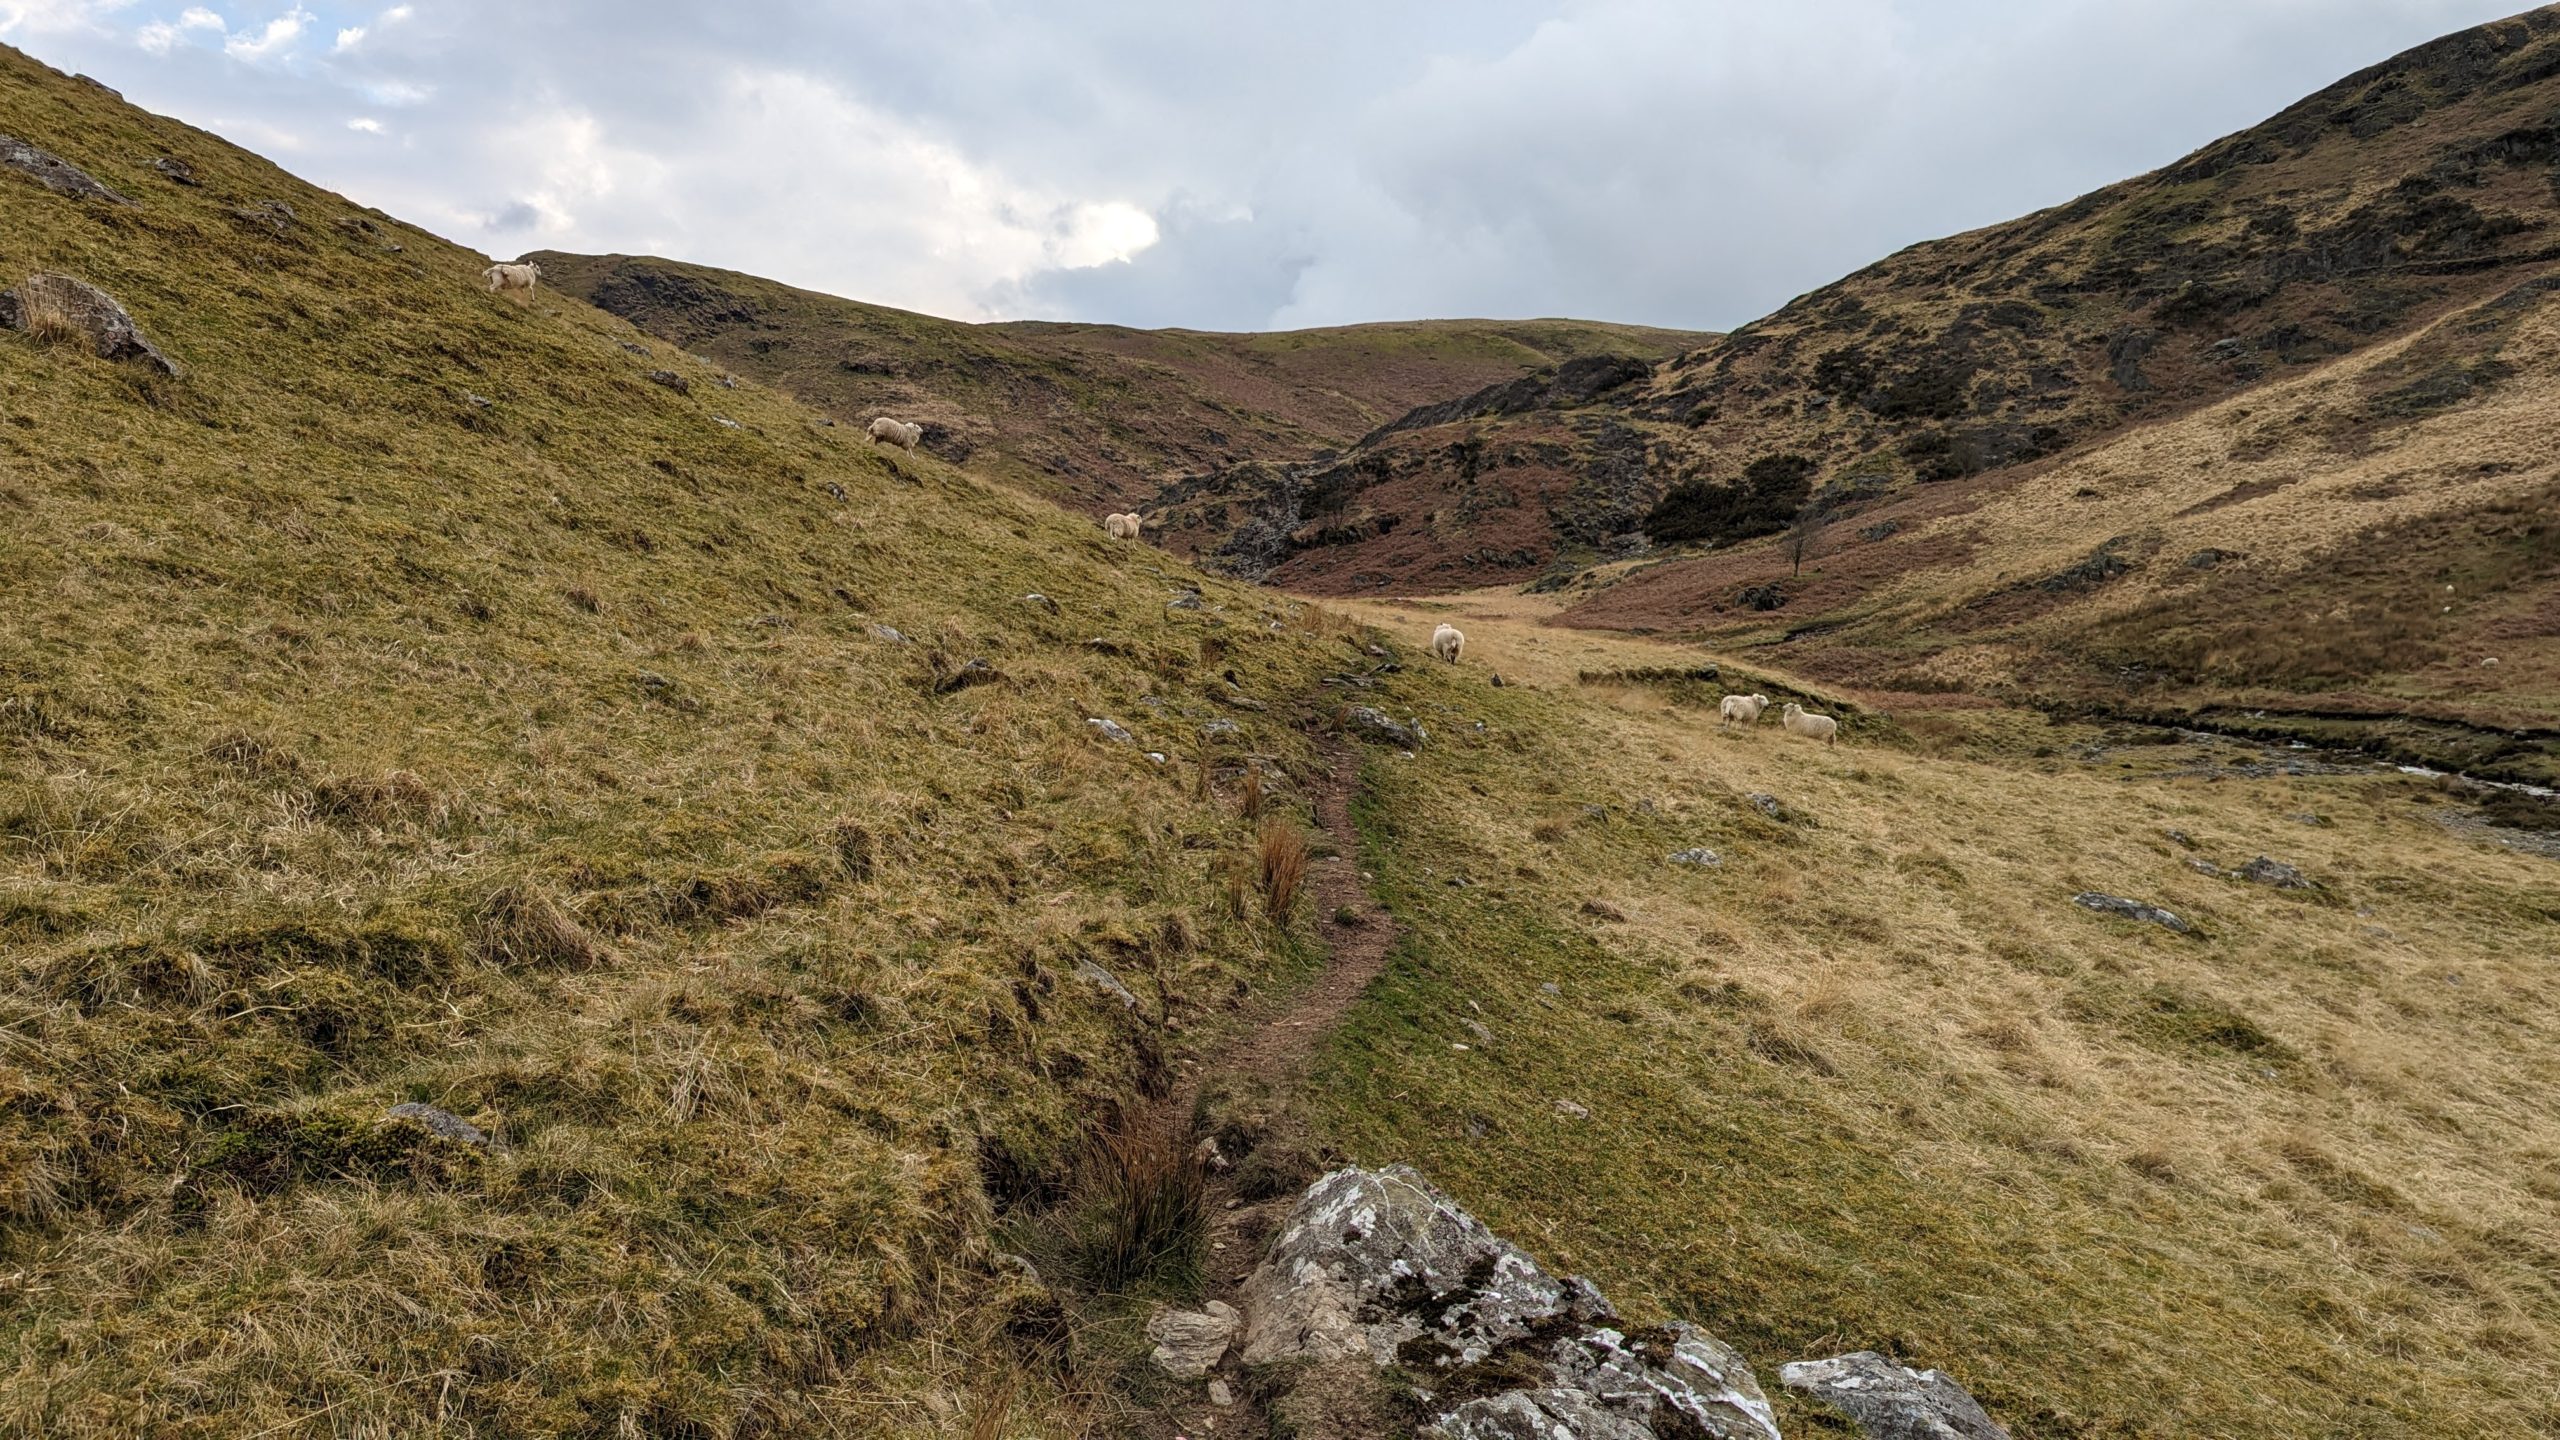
[716,374,738,389]
[2186,548,2242,570]
[2071,892,2192,935]
[1146,1300,1240,1379]
[619,341,652,357]
[384,1102,491,1149]
[1207,1378,1236,1408]
[1342,706,1426,749]
[1244,1166,1778,1440]
[2289,812,2330,828]
[868,624,912,644]
[1168,589,1206,611]
[1145,751,1169,765]
[933,658,1001,694]
[644,369,689,394]
[229,199,297,234]
[0,134,131,203]
[0,274,181,376]
[463,392,494,410]
[1202,719,1242,740]
[1489,673,1506,688]
[1747,793,1784,820]
[2161,827,2197,848]
[1021,592,1060,616]
[1778,1351,2011,1440]
[1087,717,1136,744]
[149,155,198,186]
[1073,958,1139,1010]
[1668,848,1723,868]
[1553,1099,1589,1119]
[2237,856,2311,890]
[1581,899,1628,922]
[713,416,741,429]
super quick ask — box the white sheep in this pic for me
[482,261,541,300]
[1779,701,1838,746]
[867,416,923,452]
[1431,623,1465,664]
[1104,512,1142,541]
[1719,693,1770,729]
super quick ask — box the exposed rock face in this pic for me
[1342,705,1426,749]
[2072,892,2192,934]
[0,273,180,375]
[1778,1351,2011,1440]
[1243,1166,1780,1440]
[0,134,131,203]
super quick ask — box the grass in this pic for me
[1302,595,2560,1438]
[1256,816,1310,921]
[0,42,1367,1438]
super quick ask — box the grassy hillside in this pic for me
[0,43,1354,1437]
[530,250,1708,517]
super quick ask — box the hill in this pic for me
[529,249,1708,517]
[6,28,2560,1440]
[1166,7,2560,686]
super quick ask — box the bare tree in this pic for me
[1786,494,1826,576]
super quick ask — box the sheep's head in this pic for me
[1782,702,1802,718]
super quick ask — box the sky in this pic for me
[0,1,2534,330]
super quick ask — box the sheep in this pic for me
[1718,693,1770,729]
[1430,623,1465,664]
[1779,701,1838,746]
[482,261,541,300]
[1103,512,1142,541]
[867,416,923,452]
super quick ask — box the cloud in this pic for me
[20,0,2538,329]
[345,115,381,132]
[221,5,306,61]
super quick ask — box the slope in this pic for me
[1169,3,2560,614]
[0,43,1356,1438]
[531,249,1709,518]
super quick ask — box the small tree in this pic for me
[1786,495,1825,576]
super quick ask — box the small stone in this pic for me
[1021,592,1060,616]
[1145,751,1169,764]
[1540,981,1563,995]
[1747,793,1784,820]
[1202,719,1242,740]
[2072,892,2192,935]
[1208,1379,1235,1408]
[384,1102,491,1149]
[1168,589,1206,611]
[1342,705,1426,749]
[1087,717,1136,744]
[2236,856,2311,890]
[2161,827,2197,848]
[868,624,912,644]
[1580,899,1628,922]
[934,658,1001,693]
[1074,959,1139,1010]
[644,369,689,394]
[149,155,198,186]
[1146,1300,1240,1379]
[1554,1099,1590,1119]
[713,415,741,429]
[1669,848,1723,868]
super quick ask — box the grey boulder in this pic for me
[1,273,181,375]
[1779,1351,2010,1440]
[384,1102,492,1149]
[0,134,131,203]
[1342,706,1426,749]
[2071,892,2191,934]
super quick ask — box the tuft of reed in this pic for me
[1256,817,1308,922]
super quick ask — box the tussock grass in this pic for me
[1256,816,1309,921]
[1068,1120,1210,1291]
[10,271,83,347]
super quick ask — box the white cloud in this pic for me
[221,4,306,61]
[0,0,134,37]
[331,23,359,50]
[346,115,381,132]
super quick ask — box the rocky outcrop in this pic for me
[1778,1352,2011,1440]
[1341,705,1426,749]
[2071,892,2192,934]
[0,273,181,375]
[0,133,131,203]
[384,1102,492,1149]
[1242,1165,1780,1440]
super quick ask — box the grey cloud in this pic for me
[5,0,2531,330]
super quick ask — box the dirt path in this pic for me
[1141,733,1399,1437]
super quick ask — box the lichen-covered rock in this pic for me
[1087,717,1135,744]
[645,369,689,394]
[1,273,180,375]
[0,134,131,203]
[384,1102,491,1149]
[2236,856,2311,890]
[2071,892,2191,934]
[1779,1351,2011,1440]
[1243,1166,1780,1440]
[1668,848,1723,868]
[1342,705,1426,749]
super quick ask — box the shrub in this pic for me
[1643,454,1817,545]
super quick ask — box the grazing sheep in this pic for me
[1104,512,1142,541]
[867,416,923,452]
[1431,623,1465,664]
[1719,692,1770,728]
[482,261,541,300]
[1779,701,1838,746]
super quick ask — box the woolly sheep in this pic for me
[1431,623,1465,664]
[1103,512,1142,541]
[1719,693,1770,728]
[482,261,540,299]
[1779,701,1838,746]
[867,416,923,452]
